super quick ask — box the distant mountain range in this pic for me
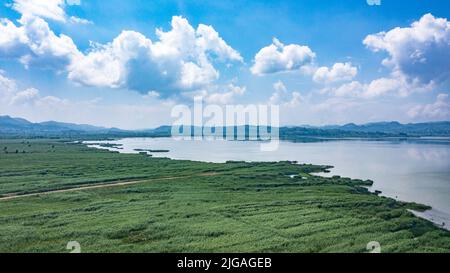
[1,115,449,138]
[319,121,450,136]
[0,115,134,138]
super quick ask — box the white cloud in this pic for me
[327,77,403,99]
[320,13,448,101]
[269,81,302,107]
[0,14,242,97]
[11,0,67,22]
[10,0,90,24]
[364,77,404,98]
[364,13,450,86]
[10,88,39,105]
[204,84,246,104]
[0,18,28,57]
[0,73,68,108]
[329,81,363,97]
[0,15,81,70]
[313,62,357,84]
[69,16,92,25]
[408,93,450,120]
[275,81,288,91]
[68,16,242,96]
[68,30,149,89]
[287,92,302,107]
[34,95,69,108]
[196,24,243,62]
[251,38,315,76]
[0,73,18,100]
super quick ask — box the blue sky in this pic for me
[0,0,449,129]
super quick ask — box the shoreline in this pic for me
[1,138,449,252]
[85,138,450,231]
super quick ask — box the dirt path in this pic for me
[0,172,219,201]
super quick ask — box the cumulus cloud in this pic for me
[408,93,450,120]
[204,84,246,104]
[11,0,67,22]
[322,13,449,100]
[251,38,315,76]
[34,95,69,108]
[0,73,68,108]
[10,88,40,105]
[0,13,242,97]
[0,18,28,57]
[69,16,92,25]
[68,16,242,96]
[0,73,18,100]
[313,62,357,84]
[196,24,243,62]
[0,15,81,70]
[364,78,405,98]
[68,30,151,89]
[327,77,404,99]
[0,1,87,69]
[364,13,450,86]
[10,0,89,24]
[0,73,20,106]
[269,81,302,107]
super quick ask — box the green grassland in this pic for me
[0,139,449,253]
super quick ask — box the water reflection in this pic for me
[407,148,450,163]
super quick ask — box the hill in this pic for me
[1,115,450,139]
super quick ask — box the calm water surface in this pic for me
[86,137,450,229]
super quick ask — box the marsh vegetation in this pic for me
[0,139,449,253]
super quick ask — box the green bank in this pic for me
[0,139,449,253]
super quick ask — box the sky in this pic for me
[0,0,449,129]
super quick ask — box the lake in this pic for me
[86,137,450,229]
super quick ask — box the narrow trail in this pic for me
[0,172,220,201]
